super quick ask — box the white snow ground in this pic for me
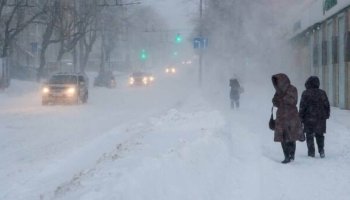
[1,67,350,200]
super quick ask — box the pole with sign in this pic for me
[198,0,203,86]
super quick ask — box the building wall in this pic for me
[292,6,350,109]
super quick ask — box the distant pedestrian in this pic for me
[299,76,330,158]
[229,78,242,109]
[271,73,304,164]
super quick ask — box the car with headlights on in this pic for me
[41,73,89,105]
[128,72,153,86]
[145,73,155,83]
[165,66,176,74]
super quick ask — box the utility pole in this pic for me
[121,1,131,71]
[73,0,78,73]
[199,0,203,87]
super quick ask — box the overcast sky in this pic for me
[142,0,197,30]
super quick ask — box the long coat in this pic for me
[230,79,241,100]
[272,73,303,142]
[299,76,330,134]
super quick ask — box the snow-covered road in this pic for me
[1,68,350,200]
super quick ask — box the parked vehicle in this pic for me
[42,73,89,105]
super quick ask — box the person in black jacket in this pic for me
[299,76,330,158]
[229,78,241,109]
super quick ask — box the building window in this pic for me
[324,0,337,12]
[322,41,328,65]
[345,31,350,62]
[294,21,301,32]
[332,36,338,64]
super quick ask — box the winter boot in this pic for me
[281,142,291,164]
[308,152,315,157]
[319,149,325,158]
[230,100,235,109]
[281,157,291,164]
[290,154,295,161]
[316,134,325,158]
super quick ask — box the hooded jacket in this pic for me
[299,76,330,133]
[272,73,303,142]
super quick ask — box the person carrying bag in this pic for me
[270,73,304,164]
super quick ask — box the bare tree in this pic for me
[97,6,120,73]
[36,0,99,80]
[0,0,44,58]
[37,0,60,80]
[0,0,45,87]
[55,0,94,63]
[78,0,100,72]
[79,17,98,72]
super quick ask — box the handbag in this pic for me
[299,123,306,142]
[269,106,275,130]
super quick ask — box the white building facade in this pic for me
[290,0,350,109]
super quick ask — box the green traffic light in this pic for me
[140,49,147,60]
[175,34,182,43]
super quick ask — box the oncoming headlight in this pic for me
[149,76,154,81]
[143,77,148,84]
[171,68,176,73]
[129,77,135,85]
[66,87,76,96]
[42,87,50,94]
[165,68,170,73]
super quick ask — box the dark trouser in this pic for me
[306,132,324,155]
[281,141,296,160]
[230,99,239,109]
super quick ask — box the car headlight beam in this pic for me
[66,87,76,96]
[42,87,50,94]
[143,77,148,84]
[129,77,135,85]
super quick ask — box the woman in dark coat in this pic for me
[299,76,330,158]
[272,73,303,164]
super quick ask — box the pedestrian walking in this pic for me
[271,73,304,164]
[299,76,330,158]
[229,78,242,109]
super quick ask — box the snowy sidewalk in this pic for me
[48,90,350,200]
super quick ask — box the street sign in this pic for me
[193,37,208,49]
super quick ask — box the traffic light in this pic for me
[175,33,182,43]
[140,49,148,60]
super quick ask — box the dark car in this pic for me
[42,73,89,105]
[128,72,154,86]
[93,71,116,88]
